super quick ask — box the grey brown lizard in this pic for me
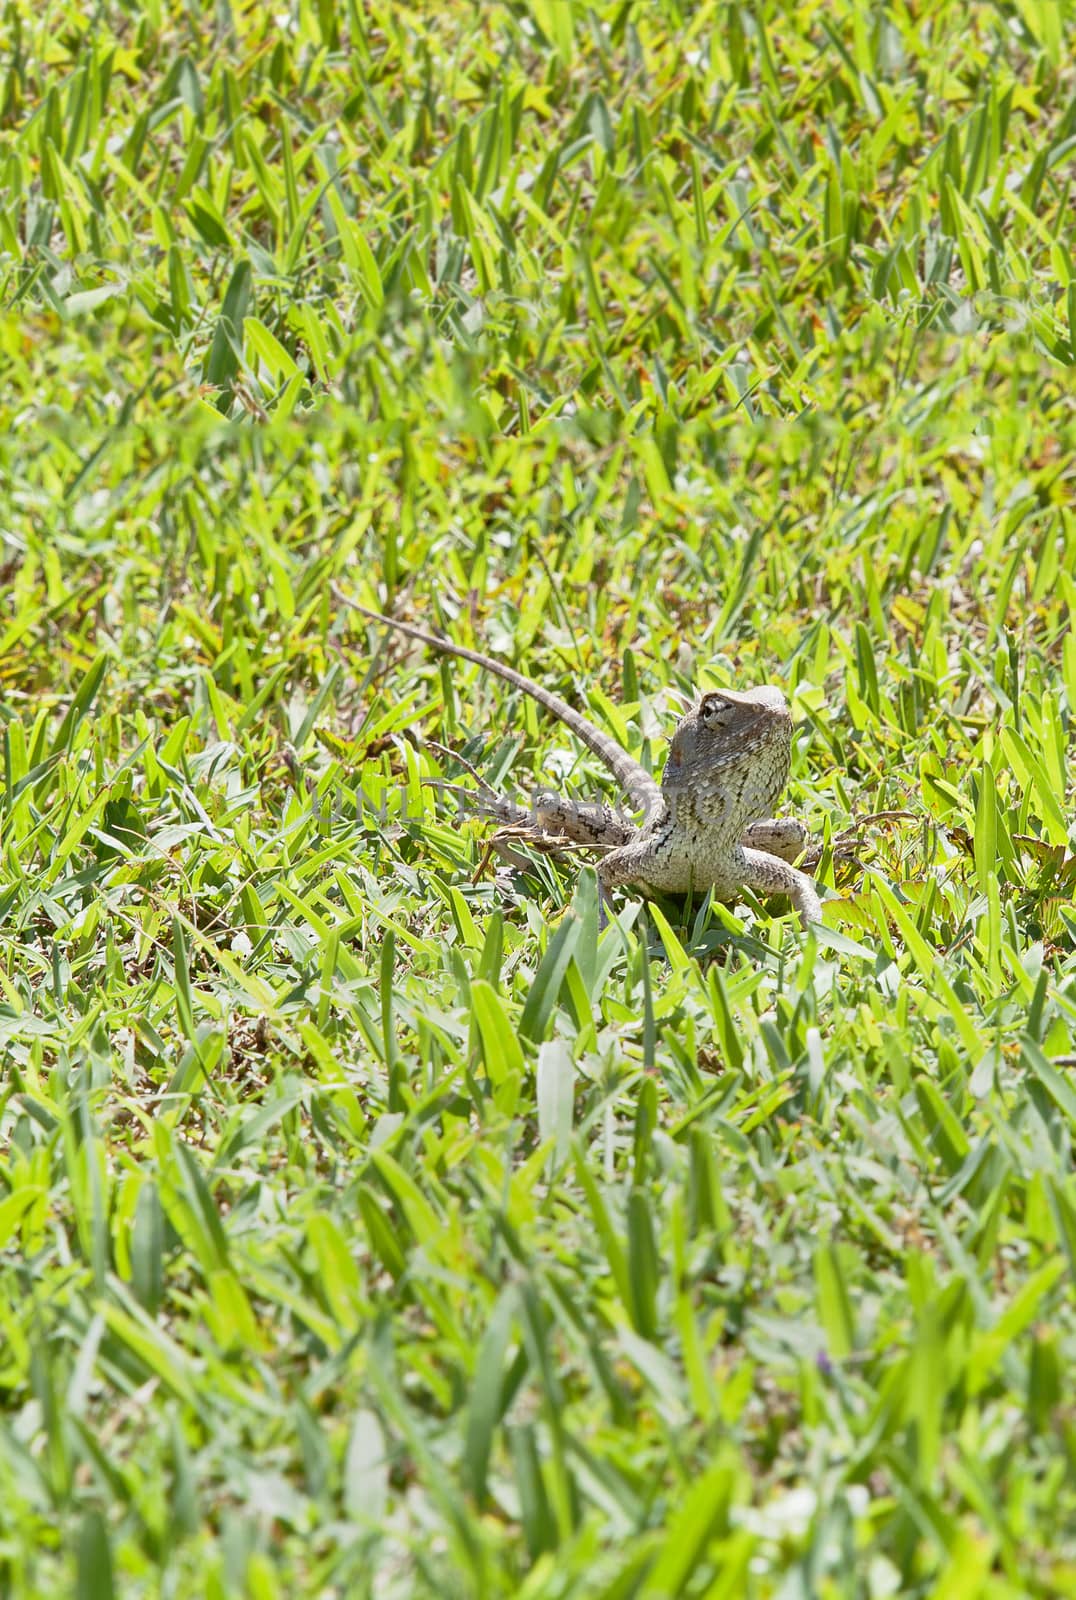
[337,591,822,927]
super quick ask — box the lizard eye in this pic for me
[699,694,735,728]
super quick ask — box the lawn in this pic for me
[0,0,1074,1595]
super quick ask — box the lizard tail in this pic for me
[335,589,663,822]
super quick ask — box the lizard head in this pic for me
[697,685,790,730]
[662,685,793,823]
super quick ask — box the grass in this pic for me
[0,0,1074,1594]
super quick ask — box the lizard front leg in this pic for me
[740,818,809,863]
[739,846,821,927]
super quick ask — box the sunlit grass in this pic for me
[0,1,1073,1595]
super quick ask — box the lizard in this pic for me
[335,589,822,928]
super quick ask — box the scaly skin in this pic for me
[596,688,820,923]
[339,593,821,926]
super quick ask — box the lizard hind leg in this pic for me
[533,792,635,849]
